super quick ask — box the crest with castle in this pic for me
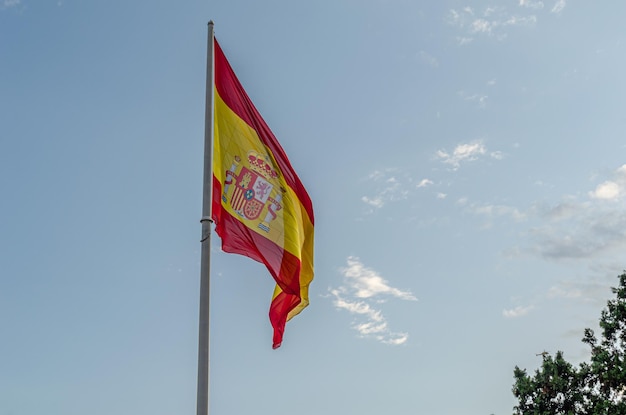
[221,150,285,233]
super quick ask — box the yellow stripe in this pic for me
[271,217,314,321]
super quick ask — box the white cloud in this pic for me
[519,0,544,10]
[332,294,383,319]
[384,333,409,345]
[551,0,566,14]
[471,19,493,34]
[503,304,535,318]
[341,256,416,300]
[449,141,485,159]
[417,178,433,188]
[437,193,447,199]
[361,196,385,208]
[436,140,500,170]
[503,15,537,27]
[329,257,416,345]
[589,181,620,200]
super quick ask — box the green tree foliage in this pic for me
[512,272,626,415]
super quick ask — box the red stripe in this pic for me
[269,292,301,349]
[214,38,314,226]
[231,187,245,211]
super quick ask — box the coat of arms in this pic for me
[221,151,284,233]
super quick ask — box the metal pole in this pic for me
[197,20,214,415]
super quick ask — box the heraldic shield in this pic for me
[221,150,284,233]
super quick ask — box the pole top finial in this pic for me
[208,20,214,26]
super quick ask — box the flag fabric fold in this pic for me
[211,38,314,349]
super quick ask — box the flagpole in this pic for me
[197,20,214,415]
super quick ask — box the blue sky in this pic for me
[2,1,626,414]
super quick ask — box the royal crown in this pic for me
[247,150,279,180]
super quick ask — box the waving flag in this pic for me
[211,38,314,349]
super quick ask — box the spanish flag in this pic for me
[211,38,314,349]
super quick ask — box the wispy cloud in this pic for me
[540,200,584,221]
[419,50,439,68]
[455,163,626,325]
[503,268,618,321]
[529,210,626,260]
[2,0,20,8]
[519,0,544,10]
[526,165,626,260]
[506,270,616,324]
[361,195,385,209]
[467,202,527,221]
[551,0,566,14]
[503,304,535,318]
[548,263,622,307]
[547,284,583,300]
[435,140,501,170]
[453,164,626,322]
[471,18,494,34]
[447,5,539,43]
[503,15,538,27]
[436,141,486,169]
[360,168,410,211]
[417,178,433,188]
[458,164,626,261]
[458,90,488,108]
[329,256,416,345]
